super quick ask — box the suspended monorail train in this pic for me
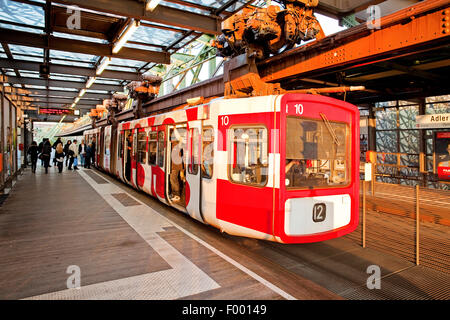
[84,93,359,243]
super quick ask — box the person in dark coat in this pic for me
[85,143,92,169]
[41,139,52,174]
[27,141,39,174]
[38,138,45,166]
[90,137,96,166]
[54,143,65,173]
[63,140,72,167]
[52,138,62,166]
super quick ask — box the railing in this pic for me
[351,169,450,274]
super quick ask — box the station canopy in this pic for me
[0,0,259,122]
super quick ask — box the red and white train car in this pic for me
[86,93,359,243]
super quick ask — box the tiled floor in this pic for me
[0,167,339,300]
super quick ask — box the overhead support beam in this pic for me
[0,58,141,81]
[51,0,221,35]
[4,76,123,92]
[0,28,171,64]
[16,89,111,100]
[15,96,103,104]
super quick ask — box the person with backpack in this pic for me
[41,139,52,174]
[27,141,39,174]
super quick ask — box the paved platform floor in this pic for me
[0,165,448,300]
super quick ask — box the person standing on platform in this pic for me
[85,143,92,169]
[68,139,79,171]
[38,138,45,166]
[79,139,87,168]
[91,137,96,167]
[52,138,62,167]
[63,140,71,167]
[27,141,39,174]
[41,139,52,174]
[55,143,65,173]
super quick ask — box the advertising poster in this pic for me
[435,132,450,180]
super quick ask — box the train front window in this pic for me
[285,116,349,189]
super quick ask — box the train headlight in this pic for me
[285,179,290,186]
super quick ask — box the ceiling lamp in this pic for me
[86,76,96,88]
[146,0,162,11]
[112,20,140,54]
[96,57,111,76]
[79,89,86,97]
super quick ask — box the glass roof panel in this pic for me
[0,23,42,33]
[50,50,98,64]
[0,0,44,27]
[10,54,43,62]
[52,32,108,44]
[8,44,43,57]
[109,57,146,69]
[129,26,179,48]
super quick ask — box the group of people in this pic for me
[27,137,96,174]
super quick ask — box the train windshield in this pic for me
[285,116,349,189]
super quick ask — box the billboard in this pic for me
[435,131,450,180]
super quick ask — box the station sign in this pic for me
[38,108,76,116]
[434,131,450,180]
[416,113,450,129]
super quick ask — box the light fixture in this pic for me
[79,89,86,97]
[112,19,140,54]
[146,0,162,11]
[74,97,80,104]
[86,76,96,88]
[71,103,76,109]
[96,57,111,75]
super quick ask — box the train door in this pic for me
[104,126,111,172]
[117,131,124,181]
[123,129,134,185]
[155,125,167,203]
[186,121,203,222]
[135,128,148,191]
[166,124,187,210]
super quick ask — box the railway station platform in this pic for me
[0,166,449,300]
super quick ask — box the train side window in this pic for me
[157,131,165,167]
[104,132,111,156]
[148,131,157,165]
[229,126,268,186]
[118,133,123,158]
[137,131,147,164]
[201,127,214,179]
[189,128,199,175]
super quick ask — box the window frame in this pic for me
[148,130,158,166]
[157,130,165,168]
[227,124,269,188]
[136,130,147,164]
[201,126,214,179]
[188,128,200,175]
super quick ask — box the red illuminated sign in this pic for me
[435,131,450,180]
[39,108,75,115]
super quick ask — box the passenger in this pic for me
[41,139,52,174]
[201,145,213,178]
[285,159,306,187]
[125,134,133,181]
[54,143,65,173]
[52,138,62,167]
[79,139,87,168]
[68,139,79,171]
[27,141,39,174]
[63,140,72,167]
[169,145,185,202]
[91,137,96,166]
[85,143,92,169]
[38,138,45,166]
